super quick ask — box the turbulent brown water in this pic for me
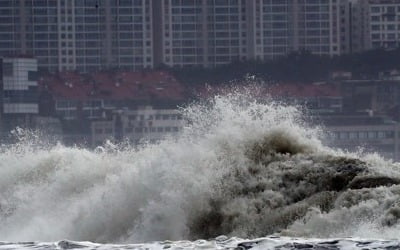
[1,92,400,249]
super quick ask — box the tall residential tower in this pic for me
[0,0,153,72]
[0,0,352,72]
[155,0,351,67]
[351,0,400,51]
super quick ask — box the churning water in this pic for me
[1,91,400,249]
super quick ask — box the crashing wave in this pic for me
[0,92,400,243]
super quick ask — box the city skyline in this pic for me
[1,0,399,73]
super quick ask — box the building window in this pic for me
[28,71,38,81]
[339,132,348,140]
[349,132,357,139]
[371,25,380,31]
[371,6,380,13]
[3,62,13,76]
[377,131,385,139]
[359,131,367,139]
[368,131,376,139]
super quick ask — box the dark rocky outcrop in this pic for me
[189,139,400,240]
[348,176,400,190]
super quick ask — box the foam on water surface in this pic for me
[1,237,400,250]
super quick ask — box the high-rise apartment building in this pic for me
[253,0,350,60]
[0,0,352,72]
[156,0,351,68]
[294,0,351,56]
[351,0,400,51]
[250,0,293,61]
[0,0,153,73]
[154,0,247,68]
[110,0,154,71]
[350,0,368,52]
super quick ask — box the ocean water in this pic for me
[1,91,400,249]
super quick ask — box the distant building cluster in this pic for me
[0,0,400,72]
[38,67,187,145]
[3,1,400,160]
[0,57,188,145]
[39,70,184,119]
[2,57,400,160]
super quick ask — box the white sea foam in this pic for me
[1,237,400,250]
[0,91,400,246]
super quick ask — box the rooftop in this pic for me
[39,70,185,101]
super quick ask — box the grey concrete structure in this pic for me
[322,114,400,161]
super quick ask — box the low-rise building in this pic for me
[339,79,400,120]
[321,114,400,161]
[91,106,184,146]
[38,70,186,146]
[39,70,186,121]
[0,56,39,133]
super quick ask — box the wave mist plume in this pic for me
[1,90,400,243]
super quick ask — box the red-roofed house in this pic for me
[39,70,186,120]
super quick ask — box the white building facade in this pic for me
[156,0,247,68]
[156,0,351,68]
[0,0,153,73]
[327,122,400,161]
[252,0,350,60]
[1,57,38,114]
[91,106,184,146]
[351,0,400,51]
[0,0,354,72]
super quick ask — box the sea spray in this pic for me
[0,92,400,244]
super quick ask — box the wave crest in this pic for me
[0,92,400,243]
